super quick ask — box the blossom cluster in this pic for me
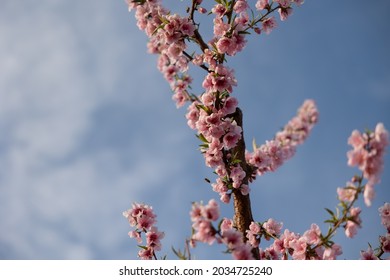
[123,203,164,259]
[124,1,389,261]
[360,203,390,260]
[347,123,389,206]
[246,99,318,176]
[189,199,254,259]
[246,220,342,260]
[125,0,312,204]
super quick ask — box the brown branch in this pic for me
[231,107,260,259]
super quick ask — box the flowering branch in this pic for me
[123,0,389,260]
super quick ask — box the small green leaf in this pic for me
[196,133,209,143]
[325,208,335,217]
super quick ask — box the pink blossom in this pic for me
[216,37,235,55]
[262,17,277,35]
[379,202,390,232]
[213,18,230,37]
[260,247,279,260]
[246,222,261,248]
[223,123,242,149]
[345,221,359,238]
[128,230,142,243]
[290,237,307,260]
[222,97,238,115]
[123,202,156,231]
[198,7,207,14]
[274,229,300,256]
[337,185,357,202]
[186,102,200,130]
[303,224,321,245]
[279,7,293,21]
[233,0,248,14]
[138,248,154,260]
[240,184,250,195]
[364,183,375,207]
[230,165,246,189]
[202,199,220,221]
[347,123,388,206]
[220,218,234,233]
[190,200,221,245]
[212,4,227,18]
[274,0,292,8]
[124,202,163,259]
[222,229,243,248]
[323,244,342,260]
[192,220,217,245]
[247,100,318,176]
[380,234,390,252]
[263,218,283,237]
[232,244,254,260]
[146,227,165,251]
[360,247,378,260]
[345,207,361,238]
[255,0,269,11]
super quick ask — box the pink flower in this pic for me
[278,7,293,21]
[230,165,246,189]
[345,207,361,238]
[263,218,283,237]
[247,100,318,176]
[232,244,254,260]
[290,237,307,260]
[216,37,235,55]
[223,123,242,149]
[275,0,291,8]
[233,0,248,14]
[123,202,156,231]
[379,202,390,232]
[190,200,221,245]
[222,97,238,115]
[220,218,234,233]
[262,17,277,35]
[360,247,378,260]
[345,221,359,238]
[212,4,227,18]
[246,222,261,248]
[124,202,164,259]
[240,184,250,195]
[138,248,154,260]
[146,227,165,251]
[260,247,279,260]
[380,234,390,253]
[202,199,220,221]
[303,224,321,245]
[222,229,243,248]
[364,183,375,207]
[337,185,357,202]
[323,244,342,260]
[347,123,388,206]
[128,230,142,243]
[255,0,269,11]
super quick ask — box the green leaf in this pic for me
[325,208,335,217]
[196,133,209,143]
[172,247,187,260]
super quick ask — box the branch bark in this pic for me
[231,107,260,259]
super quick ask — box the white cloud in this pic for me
[0,0,189,259]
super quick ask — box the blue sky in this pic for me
[0,0,389,260]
